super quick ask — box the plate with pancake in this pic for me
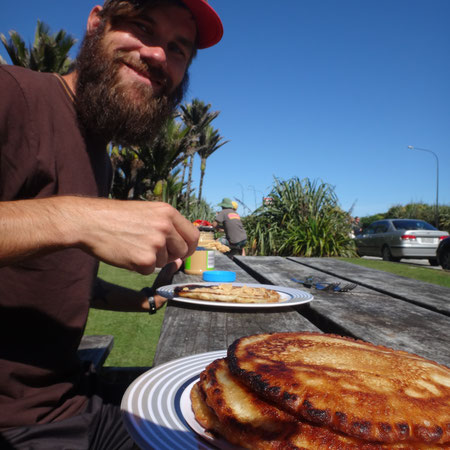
[121,333,450,449]
[156,282,313,308]
[121,350,228,450]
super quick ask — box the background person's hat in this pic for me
[218,198,233,208]
[103,0,223,49]
[231,201,238,210]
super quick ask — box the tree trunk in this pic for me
[185,155,194,213]
[181,157,187,188]
[198,157,206,202]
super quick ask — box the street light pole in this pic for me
[407,145,440,227]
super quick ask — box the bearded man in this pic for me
[0,0,223,448]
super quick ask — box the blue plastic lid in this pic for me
[202,270,236,282]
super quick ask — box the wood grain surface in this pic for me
[235,256,450,367]
[153,254,449,368]
[153,253,319,366]
[288,257,450,315]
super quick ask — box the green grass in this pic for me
[83,263,161,367]
[337,257,450,288]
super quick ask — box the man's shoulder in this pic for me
[215,209,226,221]
[1,64,42,78]
[0,65,57,91]
[217,209,241,220]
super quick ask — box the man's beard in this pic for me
[74,25,188,147]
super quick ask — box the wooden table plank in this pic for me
[234,256,450,367]
[288,257,450,315]
[153,253,319,366]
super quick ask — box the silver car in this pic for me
[355,219,449,265]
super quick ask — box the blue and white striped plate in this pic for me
[156,282,314,309]
[121,350,229,450]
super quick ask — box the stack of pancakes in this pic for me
[191,332,450,449]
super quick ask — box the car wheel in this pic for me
[382,246,393,261]
[382,246,400,262]
[428,258,439,266]
[441,251,450,270]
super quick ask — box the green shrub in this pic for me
[361,203,450,233]
[244,177,356,257]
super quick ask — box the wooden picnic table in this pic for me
[123,253,450,450]
[154,253,450,367]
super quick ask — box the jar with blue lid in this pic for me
[202,271,236,282]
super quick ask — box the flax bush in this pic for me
[244,177,356,257]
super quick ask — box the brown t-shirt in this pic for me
[0,66,112,429]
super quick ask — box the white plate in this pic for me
[156,282,313,308]
[121,350,229,450]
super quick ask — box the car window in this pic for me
[392,220,436,231]
[364,225,376,235]
[375,222,389,233]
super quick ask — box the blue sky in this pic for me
[1,0,449,218]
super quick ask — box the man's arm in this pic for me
[92,278,151,311]
[0,196,199,274]
[92,259,181,311]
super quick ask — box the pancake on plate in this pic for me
[191,357,447,449]
[174,284,281,304]
[227,332,450,445]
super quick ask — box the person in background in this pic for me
[0,0,223,448]
[352,216,362,236]
[213,198,247,256]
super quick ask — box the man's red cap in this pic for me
[180,0,223,49]
[103,0,223,49]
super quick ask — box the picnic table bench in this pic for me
[77,334,114,370]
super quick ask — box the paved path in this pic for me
[362,256,442,270]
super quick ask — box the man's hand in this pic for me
[73,198,199,274]
[151,259,182,309]
[0,196,199,274]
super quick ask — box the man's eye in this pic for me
[169,43,185,59]
[133,21,150,34]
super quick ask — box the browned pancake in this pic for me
[190,382,219,431]
[197,358,299,439]
[191,358,448,449]
[227,332,450,445]
[175,284,281,303]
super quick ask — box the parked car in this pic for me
[436,236,450,270]
[354,219,449,265]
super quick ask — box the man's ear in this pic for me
[87,5,104,34]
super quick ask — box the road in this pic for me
[362,256,442,270]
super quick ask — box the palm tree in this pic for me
[1,20,76,73]
[197,125,229,202]
[138,117,191,200]
[110,117,191,201]
[157,168,185,206]
[109,145,142,200]
[179,99,219,213]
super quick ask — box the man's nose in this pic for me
[140,44,167,67]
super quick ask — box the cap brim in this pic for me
[181,0,223,49]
